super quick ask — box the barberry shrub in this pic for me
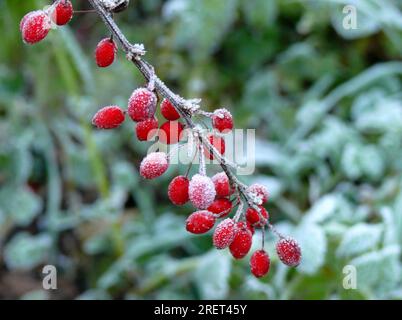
[20,0,301,281]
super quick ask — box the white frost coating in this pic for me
[246,183,269,205]
[213,218,236,249]
[214,108,231,120]
[139,152,169,179]
[189,174,216,209]
[128,88,157,121]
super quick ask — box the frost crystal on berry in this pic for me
[51,0,74,26]
[136,117,158,141]
[21,10,52,44]
[168,176,189,205]
[212,172,233,197]
[161,98,180,121]
[276,237,302,267]
[246,206,269,227]
[159,121,184,145]
[213,218,236,249]
[128,88,157,122]
[207,198,232,218]
[139,152,169,179]
[95,38,117,68]
[212,108,233,133]
[186,210,216,234]
[188,174,216,209]
[229,222,253,259]
[92,106,125,129]
[250,250,270,278]
[247,183,269,204]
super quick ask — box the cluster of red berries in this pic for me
[20,1,73,44]
[91,85,301,277]
[21,1,302,280]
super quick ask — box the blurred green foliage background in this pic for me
[0,0,402,300]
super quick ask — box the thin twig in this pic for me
[87,0,262,211]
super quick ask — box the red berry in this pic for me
[139,152,169,179]
[92,106,125,129]
[128,88,157,122]
[207,198,232,218]
[213,218,236,249]
[212,108,233,133]
[51,0,73,26]
[136,117,158,141]
[168,176,189,205]
[247,183,269,204]
[204,135,225,160]
[20,12,35,32]
[250,250,270,278]
[246,206,269,227]
[21,10,51,44]
[247,221,255,235]
[158,121,184,144]
[95,38,117,68]
[189,174,216,209]
[276,238,302,267]
[237,221,255,235]
[212,172,233,197]
[161,99,180,121]
[229,223,253,259]
[186,210,216,234]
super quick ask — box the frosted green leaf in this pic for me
[349,245,401,291]
[330,2,380,39]
[295,222,327,275]
[0,187,42,227]
[337,223,383,258]
[194,250,231,299]
[4,233,52,270]
[304,194,338,223]
[163,0,239,58]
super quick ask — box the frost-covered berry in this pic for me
[189,174,216,209]
[136,117,158,141]
[168,176,189,205]
[159,121,184,145]
[20,10,52,44]
[276,238,302,267]
[229,222,253,259]
[212,172,233,197]
[247,183,269,204]
[92,106,125,129]
[250,250,270,278]
[212,108,233,133]
[161,98,180,121]
[207,198,232,218]
[128,88,157,122]
[237,221,255,235]
[186,210,216,234]
[51,0,73,26]
[246,206,269,227]
[139,152,169,179]
[213,218,236,249]
[204,135,225,160]
[95,38,117,68]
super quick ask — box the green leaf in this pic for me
[295,222,327,275]
[164,0,239,58]
[242,0,277,28]
[349,245,401,292]
[4,233,52,270]
[194,250,231,299]
[336,223,383,258]
[0,186,42,227]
